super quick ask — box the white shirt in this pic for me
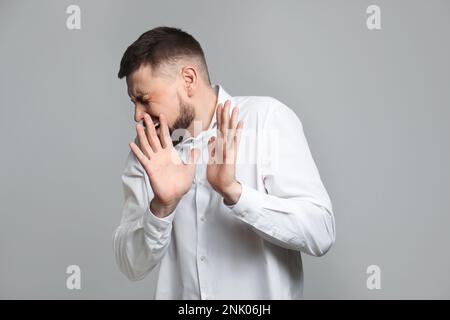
[113,85,336,299]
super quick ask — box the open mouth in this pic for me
[142,117,160,130]
[152,118,161,129]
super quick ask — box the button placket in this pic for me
[192,131,214,300]
[196,160,210,299]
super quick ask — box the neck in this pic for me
[187,84,218,137]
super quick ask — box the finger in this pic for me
[227,120,244,164]
[228,106,239,145]
[216,133,225,164]
[230,106,239,129]
[207,136,216,164]
[234,120,244,148]
[143,113,162,152]
[159,113,172,149]
[130,142,149,167]
[216,103,223,134]
[136,124,153,159]
[221,100,231,134]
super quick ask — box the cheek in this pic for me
[168,96,181,117]
[156,101,178,125]
[156,87,181,122]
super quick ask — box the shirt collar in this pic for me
[207,84,232,131]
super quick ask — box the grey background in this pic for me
[1,0,449,299]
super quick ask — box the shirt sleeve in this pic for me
[113,145,176,281]
[227,100,336,256]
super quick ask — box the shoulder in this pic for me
[123,146,145,178]
[232,95,299,126]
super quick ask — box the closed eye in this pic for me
[133,98,150,106]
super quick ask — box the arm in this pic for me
[230,101,335,256]
[208,99,335,256]
[113,113,199,280]
[113,150,175,281]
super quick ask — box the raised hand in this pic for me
[207,100,244,205]
[130,113,199,218]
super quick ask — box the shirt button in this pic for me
[200,255,206,262]
[200,216,206,222]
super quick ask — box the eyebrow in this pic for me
[128,90,150,102]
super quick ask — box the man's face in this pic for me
[126,64,195,142]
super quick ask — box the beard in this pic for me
[169,92,196,146]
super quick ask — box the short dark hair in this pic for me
[117,26,210,83]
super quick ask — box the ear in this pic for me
[181,65,198,98]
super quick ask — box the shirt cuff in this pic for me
[225,184,264,225]
[142,205,176,238]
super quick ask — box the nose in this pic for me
[134,104,146,123]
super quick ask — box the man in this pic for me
[113,26,335,299]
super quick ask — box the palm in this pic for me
[206,100,243,193]
[207,154,236,193]
[145,148,195,204]
[130,113,199,206]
